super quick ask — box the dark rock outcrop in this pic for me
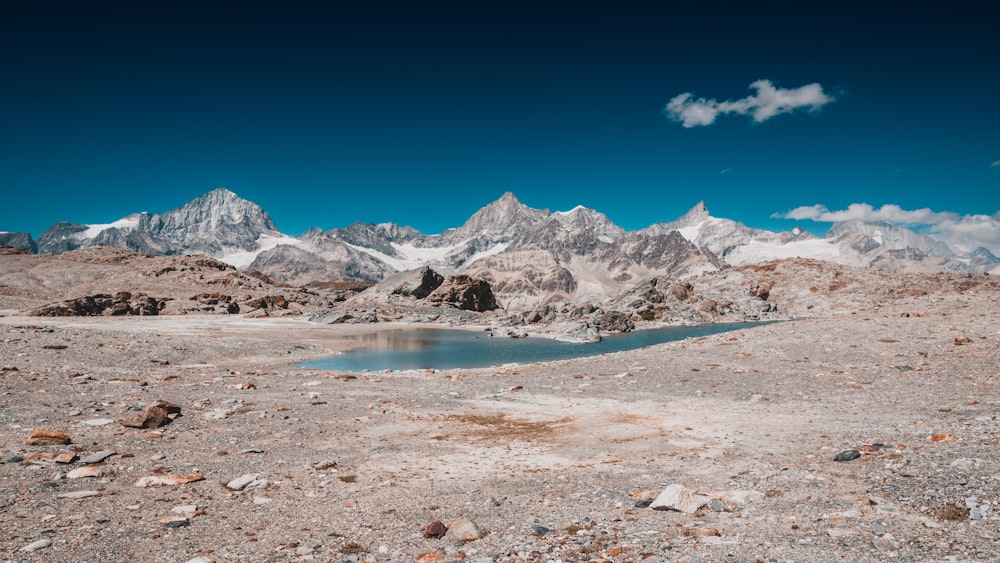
[426,275,499,312]
[28,292,166,317]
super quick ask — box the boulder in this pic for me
[120,401,181,429]
[426,275,499,312]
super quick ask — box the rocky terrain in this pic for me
[0,247,998,562]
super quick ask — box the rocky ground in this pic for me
[0,271,998,562]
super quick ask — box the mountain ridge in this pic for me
[10,189,997,309]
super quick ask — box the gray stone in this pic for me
[21,539,52,552]
[79,449,116,464]
[226,473,267,491]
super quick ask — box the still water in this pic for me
[300,322,765,371]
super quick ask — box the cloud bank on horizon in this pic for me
[665,80,834,127]
[775,203,1000,255]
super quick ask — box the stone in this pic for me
[707,489,766,507]
[425,275,499,312]
[423,521,448,539]
[834,449,861,462]
[827,528,859,538]
[184,558,215,563]
[160,516,190,528]
[54,452,78,464]
[26,429,72,446]
[57,490,101,499]
[67,466,102,479]
[135,472,205,487]
[444,516,482,542]
[681,527,721,537]
[226,473,268,491]
[650,484,710,513]
[79,450,116,464]
[21,539,52,552]
[120,401,181,429]
[416,553,444,563]
[928,433,958,442]
[80,418,116,426]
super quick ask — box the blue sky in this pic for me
[2,1,998,253]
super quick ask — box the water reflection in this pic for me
[303,322,770,372]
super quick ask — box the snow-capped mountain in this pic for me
[34,188,290,260]
[16,188,995,310]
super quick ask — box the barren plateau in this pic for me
[0,252,998,562]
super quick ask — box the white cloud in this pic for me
[991,160,1000,168]
[665,79,834,127]
[775,203,957,225]
[773,203,1000,255]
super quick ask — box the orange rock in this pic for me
[27,452,54,460]
[54,452,78,464]
[416,553,443,563]
[856,444,880,453]
[26,429,72,446]
[954,336,970,345]
[928,433,958,442]
[134,472,205,487]
[682,527,721,537]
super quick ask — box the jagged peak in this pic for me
[455,192,549,235]
[678,201,711,223]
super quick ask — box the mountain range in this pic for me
[2,188,996,309]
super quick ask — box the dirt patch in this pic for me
[446,412,573,442]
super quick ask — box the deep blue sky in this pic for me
[2,1,998,245]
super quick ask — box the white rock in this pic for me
[226,473,268,491]
[445,516,483,541]
[22,539,52,552]
[66,467,102,479]
[184,557,215,563]
[172,504,200,514]
[57,490,101,499]
[253,496,273,505]
[79,418,115,426]
[650,484,710,513]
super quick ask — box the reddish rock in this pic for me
[928,433,958,442]
[26,429,72,446]
[682,527,721,537]
[54,452,78,464]
[135,472,205,487]
[423,521,448,539]
[120,401,181,429]
[416,553,443,563]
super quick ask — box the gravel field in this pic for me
[1,287,998,562]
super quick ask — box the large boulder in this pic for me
[426,275,499,312]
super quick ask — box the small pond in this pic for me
[300,322,768,371]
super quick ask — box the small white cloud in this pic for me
[773,203,1000,255]
[720,168,734,175]
[665,79,834,127]
[991,160,1000,168]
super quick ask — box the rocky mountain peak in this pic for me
[675,201,711,226]
[454,192,549,238]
